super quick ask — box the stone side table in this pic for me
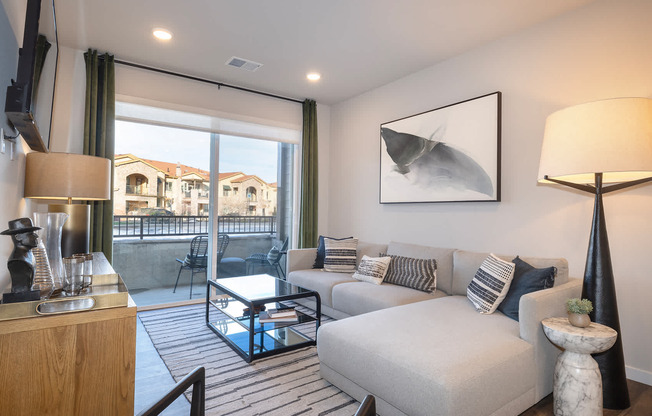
[542,317,617,416]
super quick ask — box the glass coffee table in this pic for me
[205,274,321,362]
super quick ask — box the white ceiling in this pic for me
[52,0,596,105]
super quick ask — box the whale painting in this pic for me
[379,92,501,203]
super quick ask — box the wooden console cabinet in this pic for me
[0,299,136,415]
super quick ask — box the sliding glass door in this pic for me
[211,134,295,280]
[113,120,212,307]
[113,102,300,308]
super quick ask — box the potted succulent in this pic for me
[566,298,593,328]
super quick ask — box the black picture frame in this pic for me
[380,92,501,203]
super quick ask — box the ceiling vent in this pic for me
[225,56,263,72]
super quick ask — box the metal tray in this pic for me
[0,252,130,321]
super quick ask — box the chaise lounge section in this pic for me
[287,241,582,416]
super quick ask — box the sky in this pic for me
[114,120,279,183]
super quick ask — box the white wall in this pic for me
[328,0,652,385]
[0,0,35,292]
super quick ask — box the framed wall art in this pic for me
[379,92,501,203]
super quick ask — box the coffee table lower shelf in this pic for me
[206,317,316,362]
[205,277,321,362]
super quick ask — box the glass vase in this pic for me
[31,238,54,299]
[33,212,68,294]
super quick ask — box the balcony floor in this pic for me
[130,284,207,308]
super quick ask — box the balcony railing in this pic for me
[113,215,276,239]
[126,185,147,195]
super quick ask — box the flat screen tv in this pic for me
[5,0,58,153]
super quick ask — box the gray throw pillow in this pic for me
[381,254,437,293]
[266,246,280,264]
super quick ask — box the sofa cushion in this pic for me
[387,242,455,295]
[352,255,391,285]
[318,296,536,416]
[498,256,556,321]
[287,270,357,307]
[331,281,445,316]
[356,241,389,265]
[452,250,569,296]
[382,254,437,293]
[324,237,358,273]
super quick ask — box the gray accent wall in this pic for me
[328,0,652,385]
[0,0,36,292]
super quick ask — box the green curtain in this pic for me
[83,50,115,263]
[298,99,318,248]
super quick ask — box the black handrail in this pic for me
[136,366,205,416]
[354,395,376,416]
[113,215,276,239]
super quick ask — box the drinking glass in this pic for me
[63,257,84,296]
[73,253,93,289]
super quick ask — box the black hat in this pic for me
[0,218,41,235]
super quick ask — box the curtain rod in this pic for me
[101,56,304,104]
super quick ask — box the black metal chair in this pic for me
[354,395,376,416]
[136,366,205,416]
[245,237,288,279]
[215,234,229,263]
[215,234,247,277]
[174,235,208,298]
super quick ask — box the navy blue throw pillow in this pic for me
[312,235,353,269]
[498,256,556,321]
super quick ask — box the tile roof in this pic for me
[114,154,272,186]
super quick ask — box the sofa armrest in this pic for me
[287,248,317,273]
[519,277,583,401]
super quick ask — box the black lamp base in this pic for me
[582,175,630,410]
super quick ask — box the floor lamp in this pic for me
[538,97,652,409]
[24,152,111,257]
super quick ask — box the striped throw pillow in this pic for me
[382,254,437,293]
[467,254,516,314]
[353,255,392,285]
[324,238,358,273]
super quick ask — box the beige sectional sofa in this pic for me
[287,241,582,416]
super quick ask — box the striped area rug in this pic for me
[139,303,360,415]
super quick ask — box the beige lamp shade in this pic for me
[24,152,111,200]
[538,97,652,185]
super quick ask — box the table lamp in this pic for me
[538,97,652,409]
[24,152,111,257]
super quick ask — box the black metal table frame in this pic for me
[205,278,321,362]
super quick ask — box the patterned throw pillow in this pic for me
[313,235,353,269]
[266,246,280,264]
[467,254,516,314]
[352,255,392,285]
[324,238,358,273]
[382,254,437,293]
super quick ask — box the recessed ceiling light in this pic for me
[306,73,321,81]
[152,28,173,41]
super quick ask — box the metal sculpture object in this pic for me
[1,218,42,303]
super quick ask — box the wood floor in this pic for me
[521,379,652,415]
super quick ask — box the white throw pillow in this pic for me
[324,237,358,273]
[467,253,516,314]
[352,255,392,285]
